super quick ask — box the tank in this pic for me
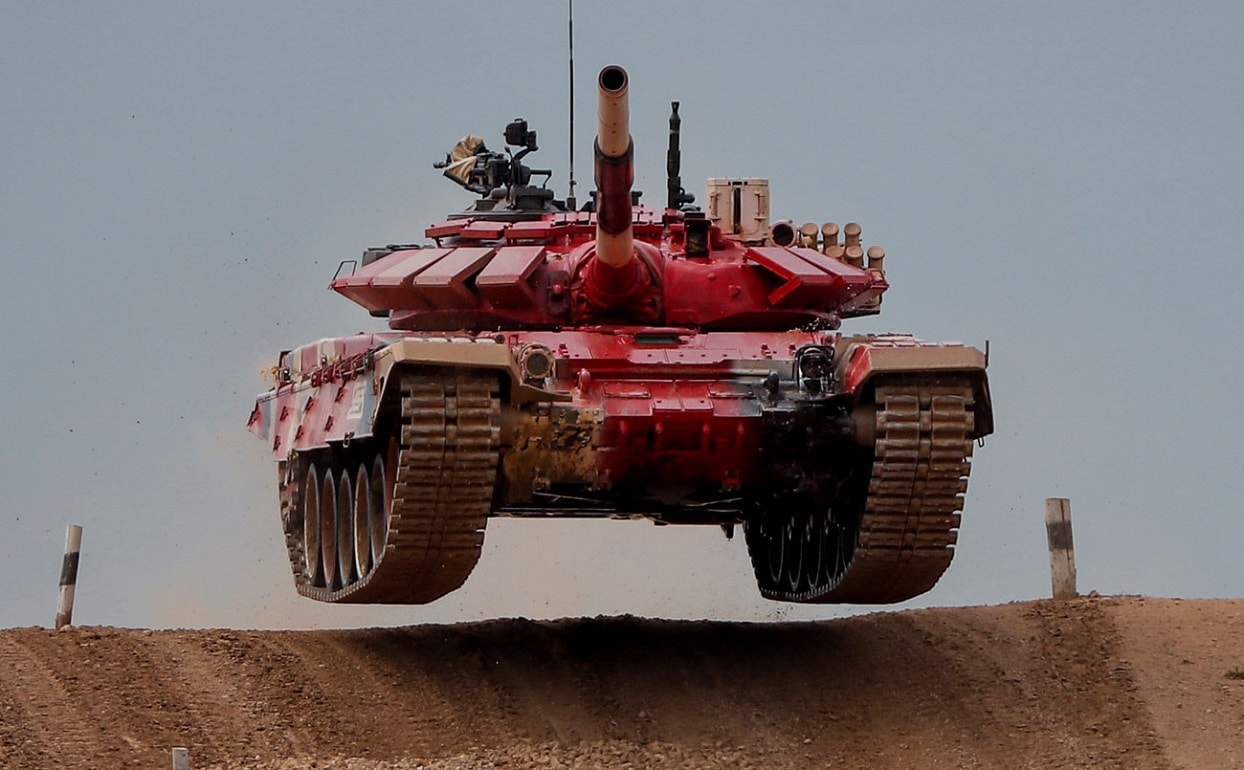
[248,65,993,605]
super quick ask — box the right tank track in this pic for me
[745,377,977,604]
[278,371,500,604]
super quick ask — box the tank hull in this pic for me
[249,329,989,604]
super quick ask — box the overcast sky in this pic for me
[2,2,1242,629]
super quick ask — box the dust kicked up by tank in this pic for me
[247,65,994,606]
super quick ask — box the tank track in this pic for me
[277,371,500,604]
[746,377,976,604]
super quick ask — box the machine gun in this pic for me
[434,119,557,212]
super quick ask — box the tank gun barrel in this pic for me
[594,65,634,269]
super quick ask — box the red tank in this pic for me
[248,65,993,605]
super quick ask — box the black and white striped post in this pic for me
[1044,498,1078,599]
[54,524,83,629]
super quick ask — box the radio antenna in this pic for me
[565,0,577,210]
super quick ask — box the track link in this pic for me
[278,371,500,604]
[748,378,976,604]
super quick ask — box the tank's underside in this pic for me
[276,364,977,606]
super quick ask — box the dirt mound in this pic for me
[1,596,1242,769]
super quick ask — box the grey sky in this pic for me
[2,2,1241,629]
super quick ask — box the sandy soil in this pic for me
[1,596,1241,769]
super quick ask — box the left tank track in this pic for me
[745,376,977,604]
[277,371,500,604]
